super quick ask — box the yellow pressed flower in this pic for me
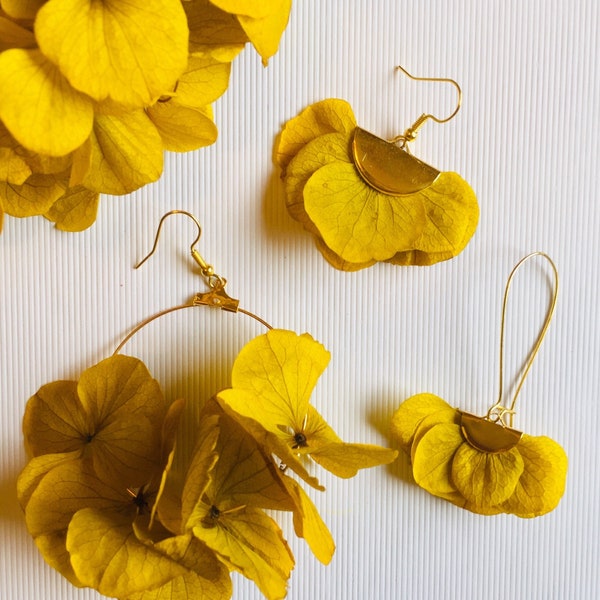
[183,409,295,600]
[276,99,478,270]
[218,329,398,481]
[391,393,568,517]
[34,0,189,107]
[22,355,169,488]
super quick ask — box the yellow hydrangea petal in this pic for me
[1,0,44,20]
[0,147,31,184]
[24,460,127,585]
[215,395,325,490]
[304,161,427,263]
[147,102,217,152]
[410,410,460,465]
[71,110,163,195]
[451,443,524,508]
[315,236,377,271]
[45,185,99,231]
[276,98,357,171]
[203,410,293,513]
[284,132,352,228]
[175,54,232,108]
[411,423,463,496]
[412,172,479,255]
[0,13,36,49]
[76,355,168,487]
[0,49,93,156]
[22,380,90,457]
[390,393,454,451]
[209,0,273,18]
[125,534,232,600]
[67,508,187,597]
[305,406,398,477]
[185,0,247,61]
[280,475,335,565]
[35,0,188,107]
[502,434,568,517]
[17,451,80,509]
[221,329,330,436]
[236,0,292,66]
[192,506,294,600]
[0,172,66,217]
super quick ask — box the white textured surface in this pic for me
[1,1,599,598]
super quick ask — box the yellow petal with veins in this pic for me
[0,49,93,156]
[0,173,66,217]
[35,0,188,107]
[71,110,163,195]
[45,186,99,232]
[451,442,524,507]
[147,102,217,152]
[502,434,568,517]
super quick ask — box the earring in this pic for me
[18,210,397,600]
[275,66,479,271]
[390,252,567,517]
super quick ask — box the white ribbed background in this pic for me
[1,1,598,598]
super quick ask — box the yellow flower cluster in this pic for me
[391,393,568,517]
[19,329,397,599]
[0,0,292,232]
[275,99,479,270]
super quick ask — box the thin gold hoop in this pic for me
[113,211,272,355]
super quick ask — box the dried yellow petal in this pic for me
[411,423,463,497]
[0,14,36,50]
[0,147,32,185]
[451,442,525,507]
[303,161,427,263]
[185,0,248,61]
[390,393,454,451]
[45,185,99,232]
[0,172,66,217]
[280,475,335,565]
[71,110,163,195]
[67,508,187,597]
[0,49,93,156]
[502,434,568,517]
[276,98,357,171]
[175,54,232,108]
[192,506,294,600]
[234,0,292,65]
[1,0,44,21]
[125,534,232,600]
[146,102,217,152]
[35,0,188,107]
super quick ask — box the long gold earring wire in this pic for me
[486,252,559,427]
[113,210,272,355]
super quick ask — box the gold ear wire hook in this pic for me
[487,252,559,427]
[135,209,224,289]
[390,66,462,146]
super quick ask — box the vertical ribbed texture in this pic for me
[1,0,599,598]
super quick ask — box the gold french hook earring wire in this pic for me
[113,210,272,355]
[390,66,462,148]
[487,252,559,427]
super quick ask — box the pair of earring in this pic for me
[275,66,479,270]
[17,210,398,600]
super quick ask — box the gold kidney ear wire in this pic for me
[113,210,272,355]
[389,65,462,149]
[486,252,559,427]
